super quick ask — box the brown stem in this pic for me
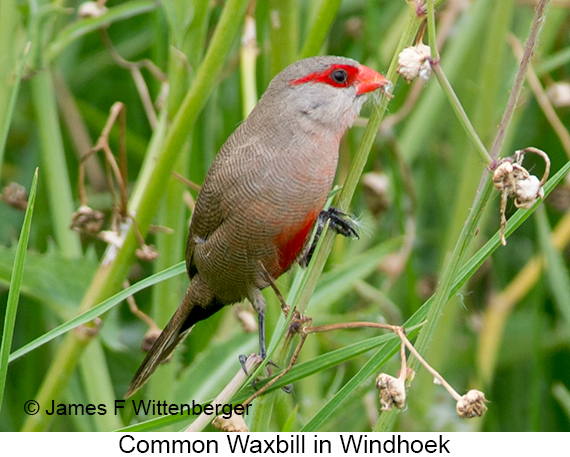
[171,171,202,192]
[397,338,408,382]
[394,327,461,401]
[517,147,551,187]
[490,0,551,160]
[508,35,570,159]
[258,260,290,316]
[304,321,399,334]
[124,280,159,331]
[77,103,128,214]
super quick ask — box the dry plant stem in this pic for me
[490,0,551,160]
[517,0,568,6]
[304,321,400,334]
[99,29,167,129]
[171,171,202,192]
[240,0,259,118]
[258,261,291,316]
[517,147,551,186]
[508,34,570,157]
[414,0,552,354]
[185,354,263,432]
[124,280,159,331]
[78,102,129,216]
[500,190,509,246]
[54,72,106,191]
[129,215,149,247]
[394,327,461,401]
[398,339,407,382]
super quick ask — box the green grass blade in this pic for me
[0,42,29,174]
[535,205,570,326]
[0,168,38,411]
[8,261,185,363]
[300,324,422,432]
[115,325,421,433]
[301,160,570,431]
[553,382,570,422]
[47,0,158,62]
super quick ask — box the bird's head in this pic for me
[260,56,390,135]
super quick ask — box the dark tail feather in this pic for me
[125,290,194,398]
[125,276,224,398]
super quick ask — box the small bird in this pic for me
[126,56,389,397]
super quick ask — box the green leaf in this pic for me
[0,245,98,319]
[8,261,186,363]
[0,169,38,411]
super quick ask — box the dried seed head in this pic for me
[546,82,570,108]
[397,43,431,82]
[212,414,249,432]
[514,175,544,209]
[492,160,514,191]
[456,389,488,419]
[1,182,28,211]
[376,373,406,411]
[491,149,549,245]
[136,244,159,262]
[78,1,108,18]
[70,206,105,234]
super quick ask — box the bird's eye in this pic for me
[330,69,348,85]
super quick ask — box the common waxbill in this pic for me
[126,56,389,397]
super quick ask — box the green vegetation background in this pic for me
[0,0,569,432]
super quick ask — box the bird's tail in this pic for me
[125,276,221,398]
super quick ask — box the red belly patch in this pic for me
[273,209,320,276]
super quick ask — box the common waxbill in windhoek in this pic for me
[126,56,389,397]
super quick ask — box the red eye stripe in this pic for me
[289,64,360,88]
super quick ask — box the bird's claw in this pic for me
[323,207,359,239]
[238,354,292,394]
[300,206,359,267]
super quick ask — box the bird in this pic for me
[126,56,389,397]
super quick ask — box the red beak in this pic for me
[356,65,390,95]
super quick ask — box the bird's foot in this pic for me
[238,354,292,393]
[300,207,359,267]
[322,207,359,239]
